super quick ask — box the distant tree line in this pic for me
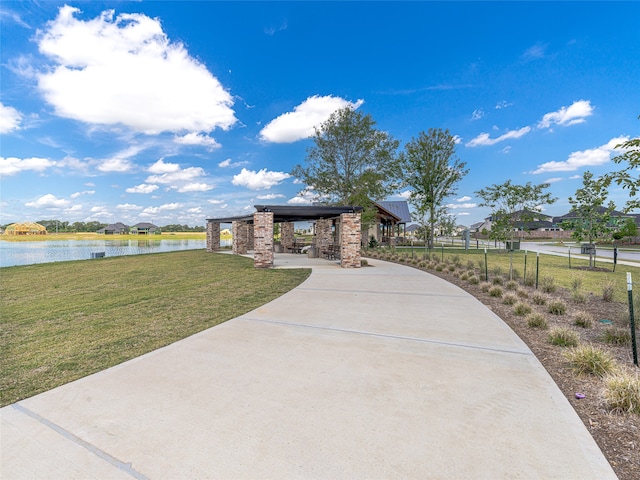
[0,220,205,233]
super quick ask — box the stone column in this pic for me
[340,213,361,268]
[246,223,255,251]
[232,221,248,255]
[315,218,333,255]
[206,221,220,252]
[281,222,295,252]
[253,212,274,268]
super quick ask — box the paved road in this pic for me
[1,255,616,479]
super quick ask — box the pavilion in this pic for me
[206,205,363,268]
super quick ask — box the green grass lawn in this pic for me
[0,250,310,406]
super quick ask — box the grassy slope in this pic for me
[0,250,310,406]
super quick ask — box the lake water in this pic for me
[0,238,230,268]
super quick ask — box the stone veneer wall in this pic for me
[246,223,255,251]
[340,213,361,268]
[253,212,274,268]
[206,221,220,252]
[232,221,248,255]
[281,222,295,252]
[315,218,333,253]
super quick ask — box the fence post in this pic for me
[535,251,540,289]
[627,273,638,366]
[484,248,488,281]
[524,250,527,280]
[568,246,571,269]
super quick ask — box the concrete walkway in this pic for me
[1,256,616,479]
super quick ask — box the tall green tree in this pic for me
[563,171,616,268]
[398,129,468,249]
[291,107,400,226]
[476,180,556,278]
[607,123,640,211]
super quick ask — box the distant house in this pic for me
[97,222,130,235]
[131,222,161,235]
[552,208,635,229]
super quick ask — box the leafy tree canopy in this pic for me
[291,107,400,224]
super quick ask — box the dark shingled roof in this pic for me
[207,205,364,224]
[376,201,411,223]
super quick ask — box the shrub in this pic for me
[448,264,456,272]
[451,254,461,266]
[505,280,519,291]
[516,288,529,299]
[436,264,444,272]
[602,327,632,345]
[532,292,547,305]
[572,290,587,304]
[514,301,532,316]
[491,276,504,286]
[477,259,485,271]
[492,266,503,277]
[602,279,615,302]
[540,275,557,293]
[563,344,617,377]
[480,282,491,293]
[360,259,369,267]
[466,260,476,271]
[468,275,480,285]
[527,312,548,329]
[523,272,536,287]
[489,286,503,297]
[460,272,469,281]
[502,293,518,305]
[573,311,593,328]
[570,276,583,292]
[549,327,579,347]
[548,299,567,315]
[603,371,640,415]
[418,261,427,268]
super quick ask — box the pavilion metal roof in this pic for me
[207,205,364,224]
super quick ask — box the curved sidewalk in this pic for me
[1,257,616,479]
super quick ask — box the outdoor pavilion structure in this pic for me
[206,205,363,268]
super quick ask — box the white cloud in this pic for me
[287,195,313,205]
[187,207,202,213]
[126,183,159,194]
[117,203,143,210]
[0,156,55,176]
[232,168,291,190]
[446,202,477,209]
[545,177,563,183]
[397,190,412,199]
[531,136,628,174]
[522,43,548,61]
[141,203,182,216]
[208,199,224,204]
[452,135,462,145]
[0,102,22,133]
[495,101,512,109]
[537,100,593,129]
[218,158,248,168]
[177,182,214,192]
[256,193,285,200]
[148,158,180,174]
[25,193,70,208]
[174,132,220,150]
[70,190,95,198]
[36,5,236,134]
[471,109,484,120]
[457,196,472,202]
[466,126,531,147]
[259,95,364,143]
[97,157,133,173]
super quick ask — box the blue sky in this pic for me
[1,1,639,227]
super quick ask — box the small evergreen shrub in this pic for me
[548,299,567,315]
[602,328,632,345]
[460,272,469,281]
[523,272,536,287]
[573,311,593,328]
[548,327,579,347]
[603,371,640,415]
[532,292,547,305]
[514,301,532,316]
[572,290,587,304]
[563,344,617,377]
[489,286,503,297]
[527,312,548,329]
[516,288,529,299]
[505,280,519,291]
[502,293,518,305]
[540,275,557,293]
[602,279,615,303]
[570,276,583,292]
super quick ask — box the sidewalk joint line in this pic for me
[241,317,532,356]
[11,403,149,480]
[297,287,466,299]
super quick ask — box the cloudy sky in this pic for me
[1,1,638,227]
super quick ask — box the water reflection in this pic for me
[0,238,229,268]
